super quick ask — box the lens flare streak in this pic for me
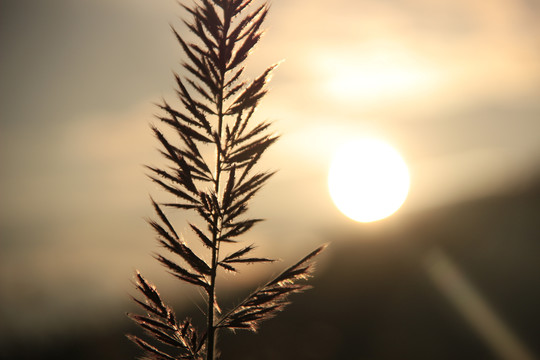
[425,249,535,360]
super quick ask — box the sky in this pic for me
[1,0,539,344]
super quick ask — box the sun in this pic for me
[328,138,410,222]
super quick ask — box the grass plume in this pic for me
[127,1,325,359]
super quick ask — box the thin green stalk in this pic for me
[207,28,227,358]
[207,121,221,360]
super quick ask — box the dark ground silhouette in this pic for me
[2,177,539,360]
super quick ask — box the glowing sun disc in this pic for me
[328,139,410,222]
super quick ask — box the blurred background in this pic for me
[1,0,539,358]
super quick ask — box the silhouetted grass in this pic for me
[127,1,325,359]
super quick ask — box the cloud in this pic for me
[259,0,539,112]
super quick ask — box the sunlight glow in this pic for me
[328,139,410,222]
[328,66,428,100]
[319,45,439,103]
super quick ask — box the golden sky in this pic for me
[1,0,539,338]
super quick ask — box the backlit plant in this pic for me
[127,1,325,359]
